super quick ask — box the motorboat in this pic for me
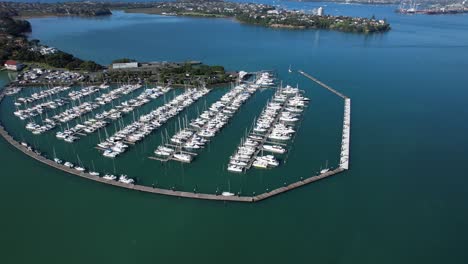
[103,174,117,180]
[262,144,286,154]
[118,174,135,184]
[173,153,193,163]
[75,166,85,172]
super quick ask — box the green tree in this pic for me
[112,58,136,63]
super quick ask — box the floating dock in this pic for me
[244,95,289,170]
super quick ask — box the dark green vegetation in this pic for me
[112,58,137,64]
[1,4,468,264]
[1,14,232,87]
[0,1,390,34]
[103,62,233,86]
[123,1,390,33]
[0,14,30,35]
[236,13,390,33]
[0,15,102,72]
[0,1,111,17]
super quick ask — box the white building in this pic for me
[267,9,280,15]
[112,62,139,70]
[317,7,324,16]
[29,45,58,55]
[4,60,24,71]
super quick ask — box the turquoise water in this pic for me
[1,2,468,263]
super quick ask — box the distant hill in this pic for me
[290,0,465,5]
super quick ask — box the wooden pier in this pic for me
[0,119,345,202]
[150,85,255,164]
[243,97,290,170]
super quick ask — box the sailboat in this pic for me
[53,147,62,164]
[74,154,86,172]
[320,160,329,174]
[288,65,292,73]
[89,160,100,176]
[222,178,235,196]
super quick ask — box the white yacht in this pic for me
[103,174,117,180]
[154,150,171,156]
[252,159,269,169]
[257,155,279,167]
[268,133,291,141]
[173,153,193,163]
[118,174,135,184]
[262,144,286,154]
[229,160,248,167]
[228,165,244,173]
[103,150,118,158]
[75,166,85,172]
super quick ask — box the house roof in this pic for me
[4,60,18,66]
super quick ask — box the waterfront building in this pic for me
[4,60,24,71]
[267,9,280,15]
[112,62,139,69]
[317,7,324,16]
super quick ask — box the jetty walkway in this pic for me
[0,71,350,202]
[299,70,351,170]
[299,70,348,99]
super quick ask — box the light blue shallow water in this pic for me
[1,2,468,263]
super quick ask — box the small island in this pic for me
[0,1,390,34]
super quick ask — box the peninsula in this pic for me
[0,15,234,87]
[0,1,390,34]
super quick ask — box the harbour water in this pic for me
[1,2,468,263]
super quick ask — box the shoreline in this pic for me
[9,4,389,34]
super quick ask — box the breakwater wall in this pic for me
[0,71,350,202]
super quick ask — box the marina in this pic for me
[150,81,262,163]
[96,87,210,158]
[54,84,171,142]
[14,97,69,121]
[228,84,309,173]
[23,84,141,135]
[0,4,465,261]
[0,69,350,201]
[14,85,71,106]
